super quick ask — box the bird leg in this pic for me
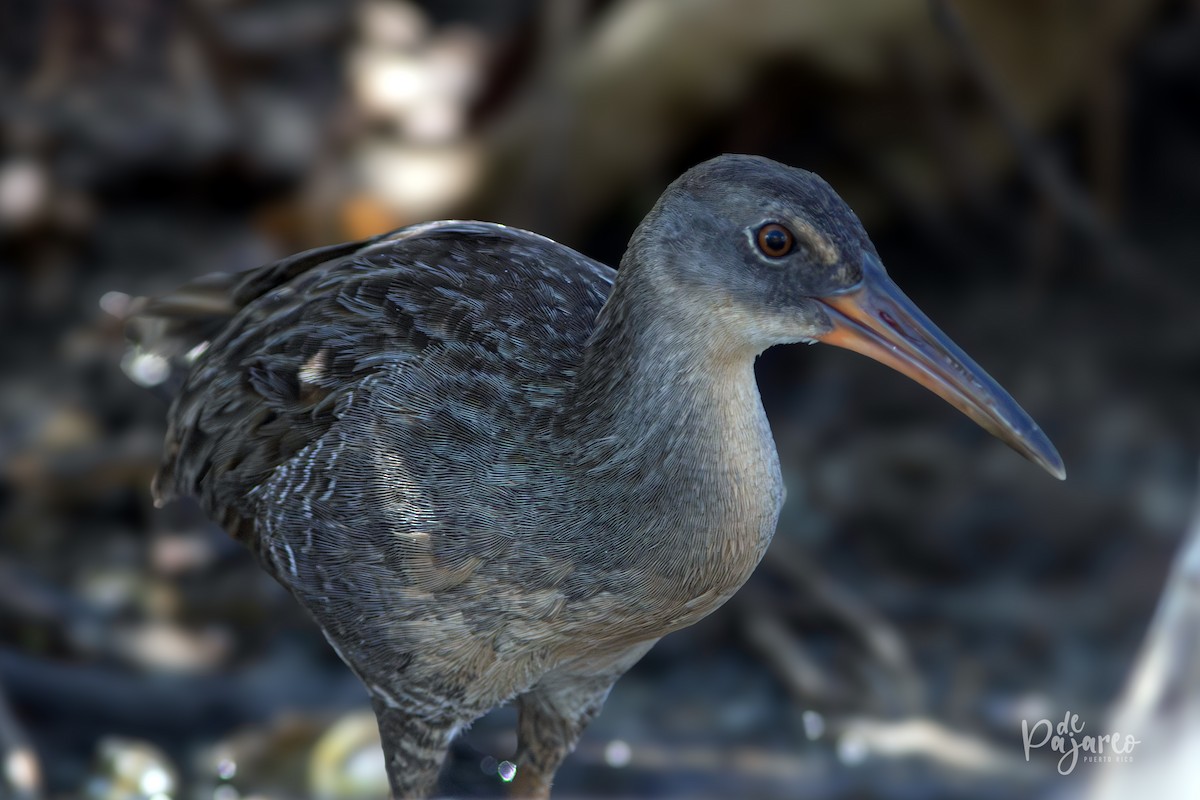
[371,696,458,800]
[508,642,658,797]
[509,684,610,800]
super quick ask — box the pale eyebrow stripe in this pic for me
[791,218,839,265]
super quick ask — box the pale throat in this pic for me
[564,284,784,523]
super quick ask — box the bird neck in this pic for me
[553,262,785,622]
[560,261,783,522]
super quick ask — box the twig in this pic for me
[761,536,924,715]
[834,715,1031,776]
[0,646,366,741]
[740,604,845,706]
[929,0,1174,302]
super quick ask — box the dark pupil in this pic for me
[763,228,788,253]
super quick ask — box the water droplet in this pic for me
[479,755,497,775]
[122,350,171,387]
[837,733,869,766]
[497,760,517,782]
[802,709,825,740]
[215,757,237,781]
[139,765,172,796]
[603,739,632,768]
[99,291,132,318]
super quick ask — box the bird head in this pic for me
[633,153,1064,479]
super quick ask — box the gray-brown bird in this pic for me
[131,155,1063,798]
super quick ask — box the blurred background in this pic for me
[2,0,1200,797]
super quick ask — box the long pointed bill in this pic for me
[816,253,1065,480]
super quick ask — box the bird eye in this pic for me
[755,223,795,258]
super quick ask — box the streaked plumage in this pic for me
[132,155,1062,798]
